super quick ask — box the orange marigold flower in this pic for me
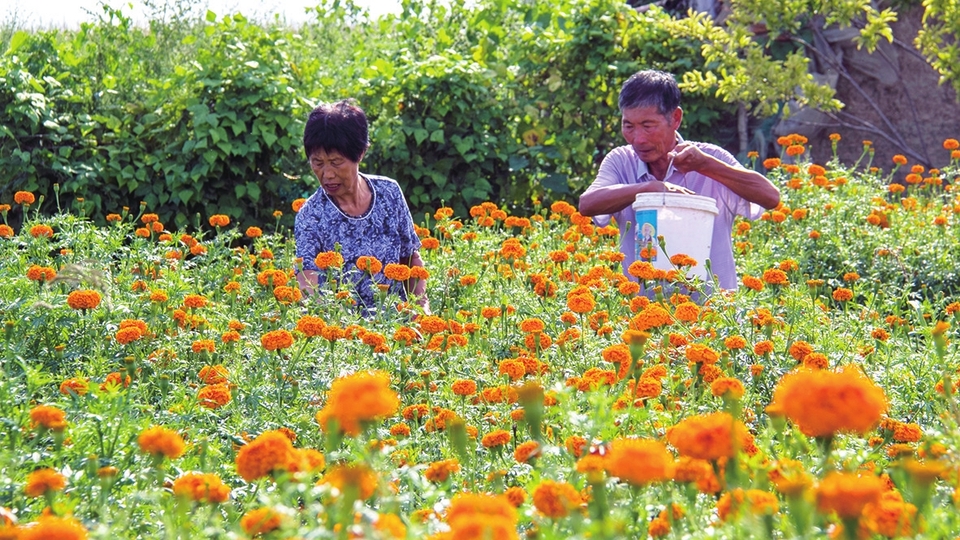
[892,154,908,165]
[19,515,89,540]
[815,471,884,518]
[320,463,379,500]
[425,459,461,482]
[685,343,719,364]
[505,486,527,507]
[26,264,57,282]
[138,426,186,459]
[240,507,285,536]
[256,269,288,288]
[711,377,745,399]
[445,492,518,539]
[191,339,215,354]
[514,441,540,463]
[742,274,764,291]
[245,226,262,238]
[832,287,854,302]
[315,371,399,436]
[59,377,89,396]
[115,326,143,345]
[24,468,66,497]
[14,191,36,205]
[666,411,750,461]
[314,251,344,269]
[0,224,14,237]
[532,480,581,518]
[481,429,511,448]
[172,472,231,503]
[30,404,67,431]
[605,438,673,485]
[768,366,887,437]
[355,255,383,274]
[198,384,232,409]
[762,157,781,169]
[198,365,229,384]
[861,490,918,537]
[383,263,411,281]
[183,293,208,309]
[261,329,294,351]
[717,488,779,522]
[786,144,805,156]
[208,214,230,227]
[29,224,54,238]
[452,379,478,396]
[724,335,747,349]
[421,237,441,250]
[235,430,295,482]
[67,290,101,310]
[296,315,326,337]
[762,268,789,285]
[944,138,960,150]
[630,304,673,331]
[673,301,700,323]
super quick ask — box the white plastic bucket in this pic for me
[632,192,718,280]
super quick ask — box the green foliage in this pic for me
[916,0,960,96]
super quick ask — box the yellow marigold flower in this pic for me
[604,438,673,485]
[20,515,87,540]
[138,426,186,459]
[66,290,101,310]
[208,214,230,227]
[261,329,294,351]
[768,366,887,437]
[315,371,399,436]
[532,480,581,518]
[172,472,230,503]
[24,468,66,497]
[815,471,884,518]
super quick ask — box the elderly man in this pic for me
[579,70,780,290]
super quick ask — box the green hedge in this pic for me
[0,0,734,228]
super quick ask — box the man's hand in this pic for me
[666,142,709,174]
[652,180,695,195]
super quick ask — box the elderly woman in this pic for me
[294,99,428,314]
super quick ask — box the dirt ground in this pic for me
[806,5,960,176]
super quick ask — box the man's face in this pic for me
[621,106,682,164]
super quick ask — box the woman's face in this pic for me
[308,148,361,197]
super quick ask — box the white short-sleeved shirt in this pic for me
[583,139,761,290]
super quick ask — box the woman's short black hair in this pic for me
[303,99,369,163]
[618,70,681,115]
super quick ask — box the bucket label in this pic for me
[635,209,658,262]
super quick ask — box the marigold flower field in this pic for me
[2,136,960,539]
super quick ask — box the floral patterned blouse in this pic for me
[294,174,421,312]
